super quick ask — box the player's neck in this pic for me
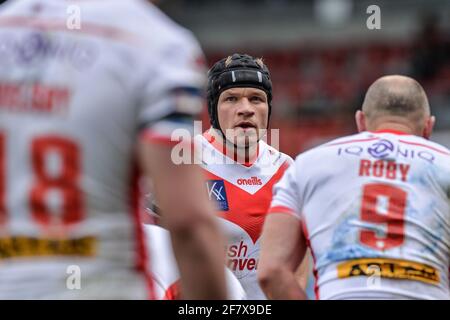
[371,122,415,135]
[205,128,259,166]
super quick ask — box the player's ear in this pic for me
[422,115,435,139]
[355,110,366,133]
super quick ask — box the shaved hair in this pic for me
[362,75,430,130]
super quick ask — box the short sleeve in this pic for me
[268,161,302,220]
[138,31,206,144]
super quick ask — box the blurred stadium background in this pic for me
[0,0,446,154]
[159,0,450,156]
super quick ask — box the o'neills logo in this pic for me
[237,177,262,186]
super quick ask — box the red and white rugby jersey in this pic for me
[270,130,450,300]
[197,132,293,299]
[0,0,205,298]
[144,224,247,300]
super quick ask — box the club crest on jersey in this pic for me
[206,180,229,211]
[368,139,394,159]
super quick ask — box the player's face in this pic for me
[217,87,268,148]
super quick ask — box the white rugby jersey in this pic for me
[198,132,293,299]
[270,130,450,300]
[0,0,205,298]
[144,224,247,300]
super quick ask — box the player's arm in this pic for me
[139,140,226,300]
[258,161,308,299]
[137,30,227,298]
[281,157,310,292]
[258,212,308,300]
[295,249,309,290]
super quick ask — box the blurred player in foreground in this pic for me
[147,53,308,299]
[259,75,450,299]
[0,0,225,299]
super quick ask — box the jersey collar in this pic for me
[371,129,411,136]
